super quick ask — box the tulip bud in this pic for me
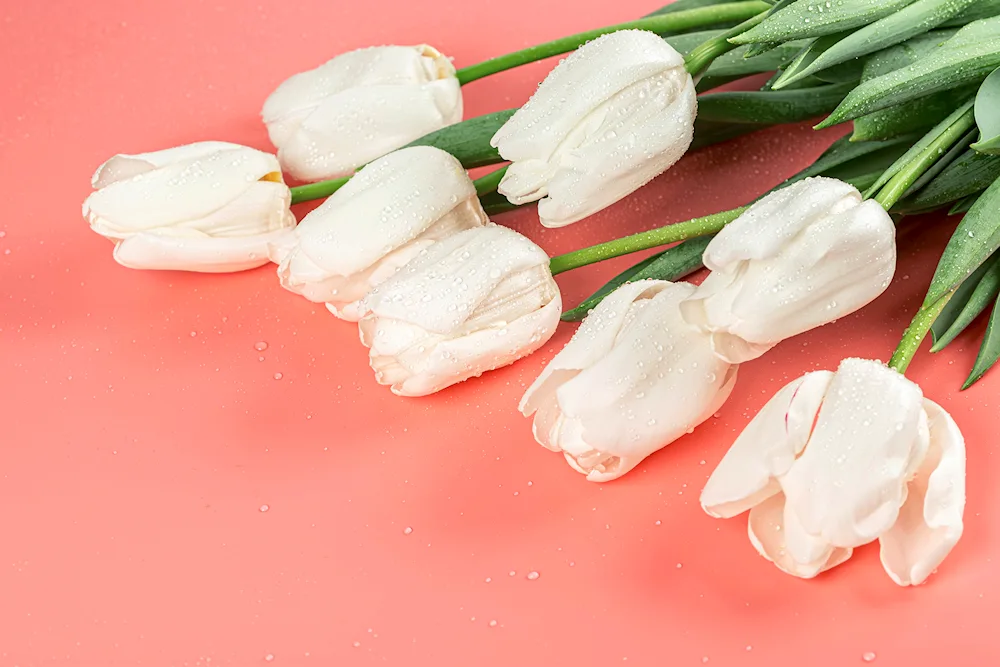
[269,146,487,321]
[679,177,896,363]
[83,142,296,272]
[491,30,696,228]
[359,224,561,396]
[262,45,463,181]
[701,358,965,585]
[520,280,737,482]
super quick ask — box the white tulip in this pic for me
[83,141,296,272]
[491,30,696,228]
[701,358,965,585]
[520,280,737,482]
[262,45,463,181]
[359,224,561,396]
[268,146,487,321]
[680,177,896,363]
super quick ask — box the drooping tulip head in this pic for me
[359,224,561,396]
[83,141,296,272]
[700,358,965,585]
[262,45,463,181]
[520,280,737,481]
[491,29,697,228]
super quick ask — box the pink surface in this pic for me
[2,1,997,665]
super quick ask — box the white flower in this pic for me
[268,146,486,321]
[262,45,462,181]
[520,280,737,482]
[701,358,965,586]
[83,141,296,272]
[680,177,896,363]
[490,29,696,228]
[359,224,561,397]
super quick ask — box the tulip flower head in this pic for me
[360,224,561,397]
[701,358,966,586]
[262,45,463,181]
[269,146,487,321]
[520,280,737,482]
[680,177,896,363]
[491,29,697,228]
[83,142,296,273]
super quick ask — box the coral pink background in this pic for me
[2,0,997,664]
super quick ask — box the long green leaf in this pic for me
[972,67,1000,154]
[924,174,1000,306]
[932,252,1000,350]
[950,191,983,214]
[898,149,1000,212]
[696,81,853,124]
[963,296,1000,388]
[731,0,918,44]
[774,0,979,89]
[404,110,513,168]
[560,237,712,321]
[864,100,976,198]
[944,0,1000,26]
[817,16,1000,128]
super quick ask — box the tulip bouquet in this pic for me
[82,0,1000,585]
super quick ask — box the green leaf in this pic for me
[924,174,1000,306]
[963,295,1000,389]
[898,149,1000,212]
[852,85,977,141]
[903,128,979,197]
[773,0,979,89]
[404,109,514,168]
[943,0,1000,26]
[561,237,712,321]
[696,81,853,124]
[931,252,1000,350]
[950,192,982,214]
[480,191,520,217]
[684,35,805,91]
[863,100,976,198]
[971,67,1000,154]
[817,17,1000,128]
[731,0,918,45]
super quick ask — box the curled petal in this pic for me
[880,399,966,586]
[701,369,833,518]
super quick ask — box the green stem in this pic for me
[683,7,771,78]
[873,108,978,210]
[888,292,953,375]
[455,1,771,85]
[548,206,746,276]
[290,176,351,205]
[473,165,509,196]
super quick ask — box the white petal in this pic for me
[492,30,695,227]
[781,358,926,548]
[368,296,562,397]
[879,398,966,586]
[364,224,551,334]
[113,229,288,272]
[263,45,461,180]
[90,141,252,188]
[292,147,482,278]
[520,279,668,418]
[748,493,853,579]
[85,145,283,235]
[701,370,833,518]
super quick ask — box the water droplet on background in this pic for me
[255,341,268,351]
[403,526,413,535]
[259,504,269,513]
[273,372,283,380]
[526,571,539,580]
[862,652,877,662]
